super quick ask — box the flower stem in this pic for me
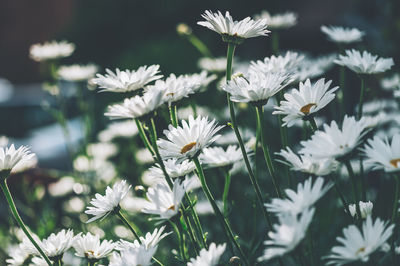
[169,104,178,128]
[170,219,188,262]
[308,117,318,132]
[255,105,282,198]
[181,208,200,255]
[329,175,353,220]
[357,77,365,120]
[0,179,52,266]
[391,174,400,264]
[116,211,141,242]
[225,43,272,229]
[135,118,155,156]
[344,161,362,220]
[271,32,279,55]
[187,34,213,57]
[184,193,207,249]
[193,157,249,266]
[223,170,232,217]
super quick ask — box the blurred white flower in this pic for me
[72,233,115,260]
[198,57,227,73]
[0,135,9,147]
[349,201,373,219]
[85,180,131,223]
[6,244,30,265]
[29,40,75,62]
[258,208,315,261]
[149,159,195,179]
[110,245,155,266]
[93,65,162,93]
[98,120,138,142]
[381,73,400,91]
[254,11,298,29]
[0,144,35,175]
[199,145,243,168]
[187,242,226,266]
[117,226,171,250]
[157,115,224,162]
[58,64,98,82]
[321,26,364,44]
[86,142,118,160]
[273,78,338,127]
[250,51,304,75]
[325,216,393,265]
[334,50,394,74]
[295,53,337,81]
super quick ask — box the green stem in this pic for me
[0,179,52,266]
[116,211,141,242]
[308,117,318,132]
[169,104,178,128]
[271,32,279,55]
[190,98,198,117]
[223,170,232,217]
[360,157,366,201]
[193,157,249,266]
[357,77,365,120]
[255,105,282,198]
[187,35,213,57]
[225,43,272,229]
[329,175,353,220]
[88,260,96,266]
[135,118,155,156]
[170,219,188,262]
[181,208,200,255]
[184,193,207,249]
[391,174,400,264]
[344,161,362,220]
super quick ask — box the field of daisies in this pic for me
[2,7,400,266]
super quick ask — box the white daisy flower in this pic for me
[117,226,171,250]
[98,120,138,142]
[325,216,394,265]
[334,50,394,74]
[85,180,131,223]
[276,147,338,176]
[362,133,400,172]
[299,115,371,159]
[0,144,35,176]
[187,242,227,266]
[321,26,365,44]
[198,57,227,73]
[6,244,30,265]
[258,208,315,261]
[273,78,339,127]
[149,159,196,179]
[142,179,186,220]
[250,51,304,75]
[86,142,118,160]
[29,41,75,62]
[254,11,298,30]
[110,245,155,266]
[72,233,115,260]
[295,53,337,82]
[199,145,243,168]
[105,86,165,120]
[93,65,162,93]
[381,73,400,91]
[157,115,224,162]
[197,10,270,44]
[349,201,373,219]
[265,177,332,215]
[58,64,98,82]
[221,70,293,105]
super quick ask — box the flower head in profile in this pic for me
[93,65,162,93]
[118,226,171,251]
[157,115,224,162]
[254,11,298,30]
[321,26,365,44]
[362,134,400,172]
[85,180,131,223]
[250,51,304,75]
[72,232,115,260]
[142,179,186,220]
[198,57,227,73]
[334,50,394,74]
[199,145,243,168]
[265,177,332,215]
[349,201,373,219]
[29,41,75,62]
[299,116,371,159]
[105,86,165,120]
[149,159,195,179]
[58,64,98,82]
[0,144,35,177]
[325,216,393,265]
[273,78,338,127]
[258,208,315,261]
[198,10,270,44]
[222,70,293,105]
[187,242,227,266]
[276,147,338,176]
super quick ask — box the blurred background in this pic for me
[0,0,399,264]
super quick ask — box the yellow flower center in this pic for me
[167,205,175,211]
[390,158,400,168]
[356,246,366,255]
[300,103,317,115]
[181,142,197,154]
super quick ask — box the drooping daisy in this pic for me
[148,159,196,179]
[321,26,365,44]
[299,116,371,159]
[29,41,75,62]
[0,144,35,177]
[72,233,115,261]
[198,57,227,73]
[197,10,270,44]
[334,50,394,74]
[199,145,243,168]
[93,65,163,93]
[187,242,227,266]
[157,115,224,162]
[117,226,171,250]
[258,208,315,261]
[276,147,338,176]
[254,11,298,30]
[325,216,393,265]
[58,64,98,82]
[348,201,373,219]
[142,179,186,220]
[362,133,400,172]
[265,177,332,215]
[250,51,304,75]
[105,86,165,120]
[273,78,338,127]
[221,70,292,105]
[85,180,131,223]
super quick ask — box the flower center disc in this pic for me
[356,246,366,255]
[181,142,197,154]
[167,205,175,211]
[300,103,317,114]
[390,158,400,167]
